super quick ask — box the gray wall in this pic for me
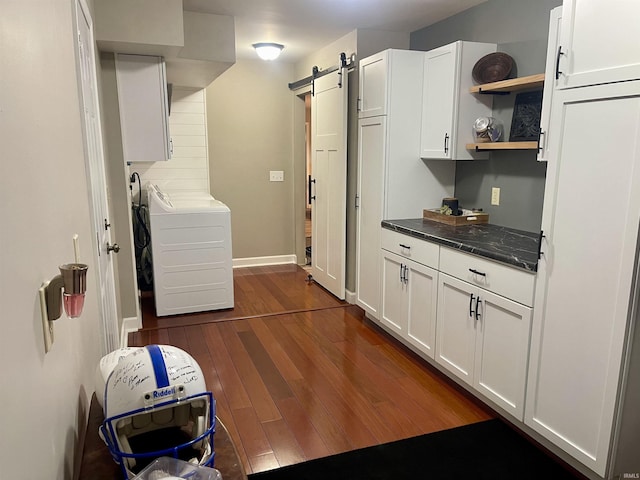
[411,0,562,233]
[206,60,296,260]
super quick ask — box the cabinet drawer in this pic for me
[381,228,439,269]
[439,247,535,306]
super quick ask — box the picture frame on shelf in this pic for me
[509,90,543,142]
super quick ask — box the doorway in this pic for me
[304,92,312,268]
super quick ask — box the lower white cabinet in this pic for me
[436,272,532,420]
[381,251,438,359]
[380,229,439,359]
[378,232,535,421]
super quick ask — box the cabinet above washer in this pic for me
[115,54,172,163]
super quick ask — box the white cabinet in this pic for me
[115,54,171,163]
[356,116,385,317]
[556,0,640,89]
[380,229,439,359]
[420,41,495,160]
[537,6,561,162]
[525,80,640,477]
[436,248,534,420]
[355,49,455,319]
[358,52,389,118]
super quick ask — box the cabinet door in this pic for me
[356,117,386,318]
[436,273,476,385]
[557,0,640,89]
[526,80,640,477]
[380,251,407,335]
[115,54,171,162]
[474,290,531,420]
[406,260,438,359]
[420,43,457,160]
[537,6,561,162]
[358,51,388,118]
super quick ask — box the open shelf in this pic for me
[470,74,545,94]
[466,141,538,151]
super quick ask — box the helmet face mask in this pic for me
[98,345,216,478]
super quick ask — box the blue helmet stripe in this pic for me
[147,344,170,388]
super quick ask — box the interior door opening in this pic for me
[305,92,312,268]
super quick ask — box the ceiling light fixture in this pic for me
[253,42,284,61]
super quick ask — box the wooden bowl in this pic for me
[472,52,514,84]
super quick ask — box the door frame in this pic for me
[73,0,120,354]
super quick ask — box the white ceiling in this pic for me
[182,0,487,62]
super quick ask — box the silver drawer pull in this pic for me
[469,268,486,277]
[399,244,411,249]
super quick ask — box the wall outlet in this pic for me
[491,187,501,206]
[270,170,284,182]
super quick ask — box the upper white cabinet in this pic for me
[556,0,640,89]
[537,6,562,162]
[420,41,495,160]
[525,80,640,477]
[358,52,389,118]
[115,54,171,163]
[355,49,455,319]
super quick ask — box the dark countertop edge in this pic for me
[381,220,538,273]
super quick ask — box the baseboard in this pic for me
[119,316,141,348]
[345,289,356,305]
[233,255,298,268]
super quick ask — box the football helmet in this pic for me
[98,344,216,478]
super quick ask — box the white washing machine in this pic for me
[147,184,234,316]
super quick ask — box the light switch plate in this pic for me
[491,187,500,206]
[270,170,284,182]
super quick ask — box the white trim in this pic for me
[345,289,357,305]
[119,316,141,348]
[233,255,298,268]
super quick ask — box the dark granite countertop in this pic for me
[382,218,540,272]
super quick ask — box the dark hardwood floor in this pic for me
[129,265,494,475]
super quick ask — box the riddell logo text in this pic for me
[622,474,639,479]
[153,387,176,399]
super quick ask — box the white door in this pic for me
[75,0,119,353]
[435,273,476,385]
[355,117,386,317]
[525,80,640,477]
[474,289,531,420]
[406,260,438,360]
[358,51,388,118]
[420,43,457,159]
[311,70,348,299]
[557,0,640,89]
[380,251,407,334]
[537,6,562,163]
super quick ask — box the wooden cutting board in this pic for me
[423,209,489,226]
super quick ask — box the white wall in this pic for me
[0,1,103,478]
[130,87,210,193]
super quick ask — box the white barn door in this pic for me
[311,69,348,299]
[75,0,119,353]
